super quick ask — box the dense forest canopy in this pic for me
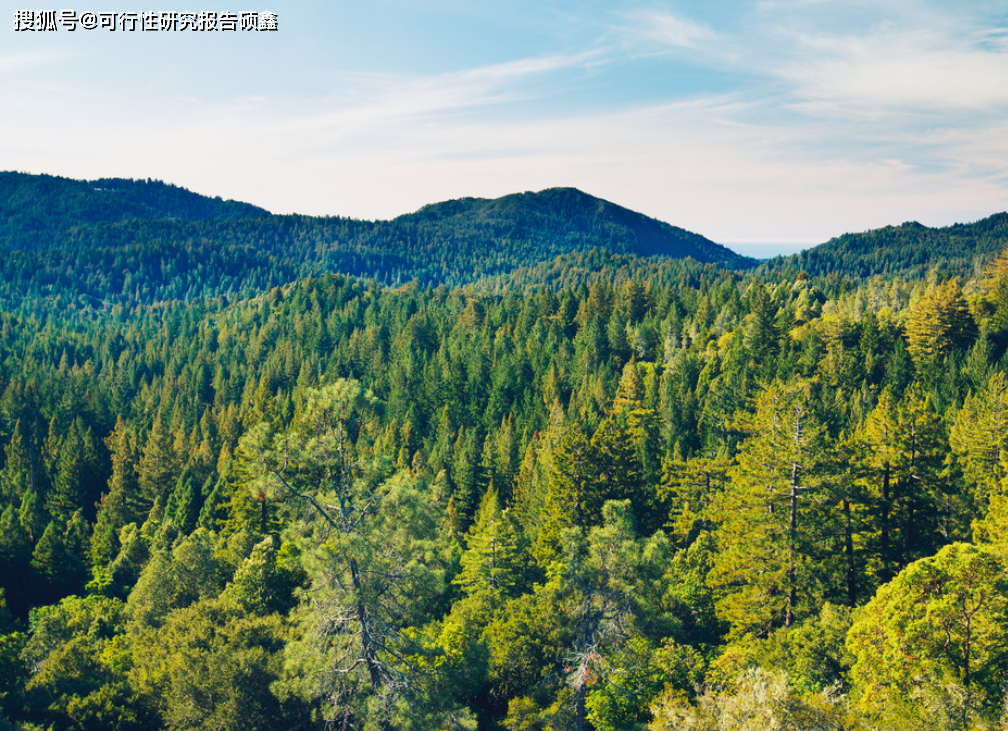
[2,173,1008,731]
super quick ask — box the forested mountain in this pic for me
[766,213,1008,279]
[0,172,269,251]
[4,174,1008,731]
[402,187,748,267]
[0,174,751,311]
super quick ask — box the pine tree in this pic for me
[0,420,32,505]
[0,503,31,612]
[450,426,479,531]
[904,279,977,375]
[31,519,67,600]
[951,370,1008,512]
[855,389,900,582]
[455,486,519,597]
[19,487,46,546]
[45,417,100,524]
[512,400,565,549]
[661,452,730,546]
[709,380,834,638]
[536,428,595,565]
[590,416,649,529]
[90,416,143,568]
[137,413,178,507]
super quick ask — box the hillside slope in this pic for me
[0,172,269,250]
[0,174,752,307]
[766,213,1008,279]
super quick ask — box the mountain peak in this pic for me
[401,187,753,269]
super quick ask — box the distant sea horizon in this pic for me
[726,242,812,260]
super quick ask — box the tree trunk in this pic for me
[787,460,798,627]
[881,460,891,580]
[843,497,856,606]
[574,678,586,731]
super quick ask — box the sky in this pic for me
[3,1,1008,256]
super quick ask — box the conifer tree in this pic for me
[951,370,1008,512]
[855,389,900,582]
[0,503,30,612]
[137,413,178,507]
[0,420,31,505]
[250,380,452,730]
[455,485,519,597]
[45,417,101,524]
[536,428,595,565]
[856,386,952,581]
[18,487,46,546]
[709,380,834,638]
[661,452,730,546]
[91,416,143,568]
[512,400,565,548]
[31,520,67,600]
[905,279,977,374]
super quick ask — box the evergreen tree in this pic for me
[0,503,31,614]
[0,420,32,505]
[18,487,46,546]
[951,370,1008,514]
[536,428,595,565]
[904,279,977,376]
[31,520,67,601]
[661,453,730,546]
[455,486,520,597]
[137,413,178,507]
[709,380,834,638]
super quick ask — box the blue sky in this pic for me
[3,1,1008,254]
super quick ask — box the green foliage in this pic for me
[1,181,1008,729]
[455,486,521,597]
[904,280,977,376]
[847,542,1008,727]
[769,213,1008,280]
[649,666,848,731]
[709,379,835,638]
[220,536,302,616]
[131,597,302,731]
[126,528,226,628]
[21,595,136,731]
[952,370,1008,514]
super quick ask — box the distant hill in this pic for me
[0,172,268,250]
[0,174,752,307]
[402,188,750,268]
[765,213,1008,279]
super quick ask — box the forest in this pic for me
[2,174,1008,731]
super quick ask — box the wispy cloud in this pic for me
[614,7,719,53]
[629,8,717,48]
[778,24,1008,113]
[285,49,605,143]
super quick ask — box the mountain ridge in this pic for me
[0,173,753,307]
[766,213,1008,278]
[0,171,268,250]
[5,171,1008,305]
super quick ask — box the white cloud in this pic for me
[280,49,604,145]
[617,8,718,50]
[779,25,1008,112]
